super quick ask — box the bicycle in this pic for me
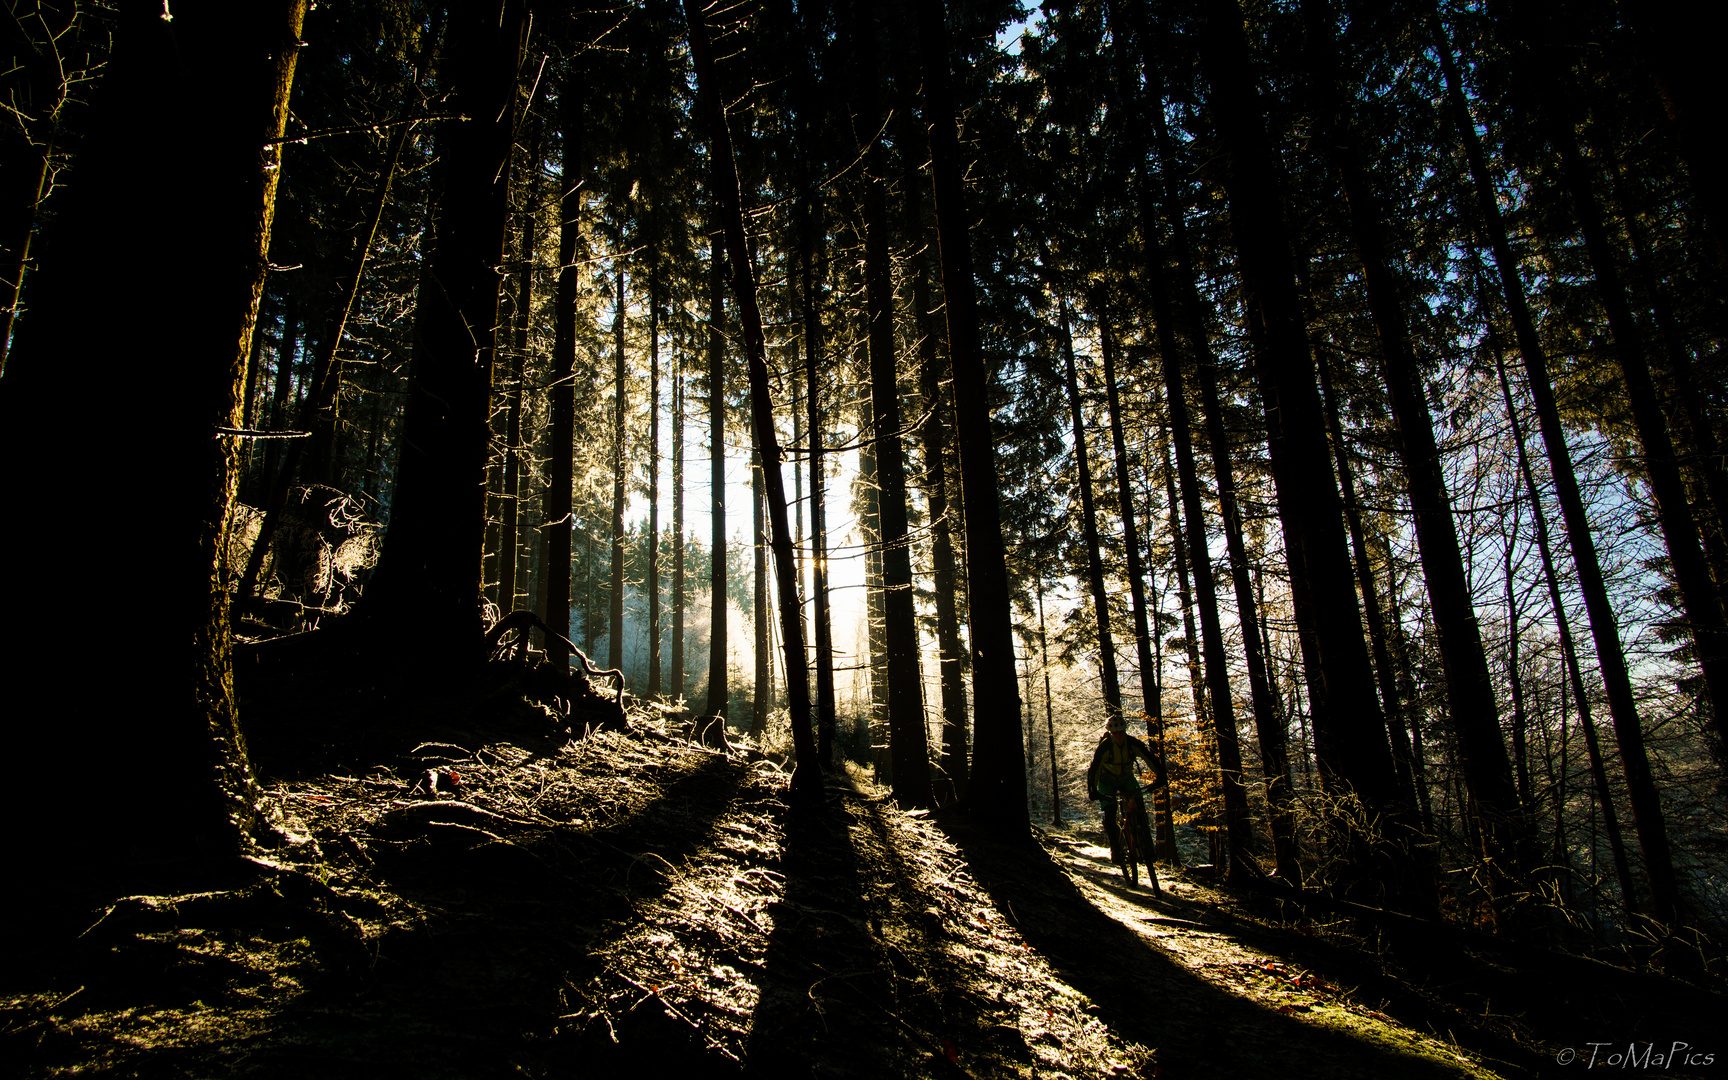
[1114,788,1161,894]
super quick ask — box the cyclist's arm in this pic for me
[1134,738,1167,787]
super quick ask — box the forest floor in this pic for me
[3,668,1723,1078]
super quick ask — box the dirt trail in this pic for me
[1039,834,1497,1078]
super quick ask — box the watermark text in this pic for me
[1555,1042,1714,1070]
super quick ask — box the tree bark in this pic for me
[1056,294,1127,729]
[648,267,663,697]
[863,111,934,807]
[1196,0,1420,907]
[918,244,970,801]
[1313,351,1420,811]
[1546,114,1728,751]
[700,217,728,723]
[609,262,627,672]
[4,0,307,874]
[803,193,838,764]
[363,0,528,653]
[1095,308,1161,767]
[1134,73,1298,877]
[672,351,687,701]
[500,120,540,619]
[545,65,581,671]
[753,447,770,739]
[685,0,816,794]
[918,0,1026,831]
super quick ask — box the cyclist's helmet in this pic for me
[1106,715,1127,733]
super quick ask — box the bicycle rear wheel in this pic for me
[1119,798,1139,888]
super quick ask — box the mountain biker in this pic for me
[1086,714,1164,870]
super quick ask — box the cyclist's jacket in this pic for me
[1087,733,1164,798]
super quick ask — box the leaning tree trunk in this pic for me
[685,0,817,796]
[1196,0,1422,910]
[1305,0,1529,887]
[1496,348,1639,917]
[1432,13,1682,928]
[1544,112,1728,752]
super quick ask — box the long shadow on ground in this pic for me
[741,778,944,1078]
[939,815,1495,1080]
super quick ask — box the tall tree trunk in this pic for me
[753,447,770,739]
[864,130,934,808]
[700,219,728,723]
[919,252,970,801]
[1147,291,1252,875]
[918,0,1026,831]
[804,200,839,765]
[1163,441,1210,863]
[1196,0,1419,907]
[609,262,627,673]
[363,0,527,653]
[1304,0,1527,882]
[1542,108,1728,749]
[1056,294,1126,727]
[1502,514,1532,812]
[792,365,804,602]
[1135,74,1296,876]
[544,67,581,671]
[3,0,307,872]
[500,120,539,619]
[1313,352,1420,809]
[685,0,816,793]
[857,373,888,776]
[673,347,686,702]
[1188,319,1299,880]
[1095,307,1161,773]
[1594,132,1728,568]
[1037,579,1061,825]
[648,268,663,697]
[904,136,969,802]
[1433,14,1682,927]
